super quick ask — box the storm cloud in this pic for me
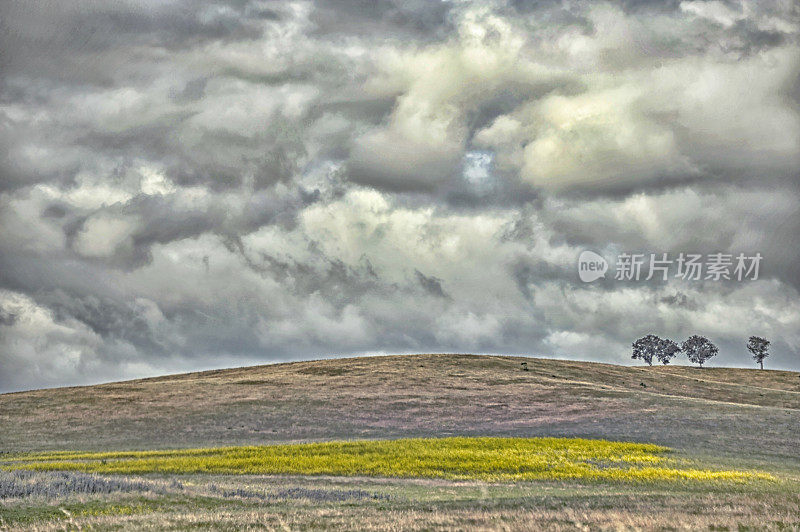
[1,0,798,391]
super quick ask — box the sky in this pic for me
[1,0,798,392]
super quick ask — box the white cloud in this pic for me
[680,1,744,28]
[74,214,138,259]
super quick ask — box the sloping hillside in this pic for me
[2,354,799,468]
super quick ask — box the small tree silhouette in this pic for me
[747,336,770,370]
[682,335,718,368]
[631,334,681,366]
[656,338,680,365]
[632,335,680,366]
[632,335,661,366]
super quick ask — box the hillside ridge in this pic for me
[2,354,799,465]
[5,353,798,395]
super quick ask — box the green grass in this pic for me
[0,495,262,528]
[2,437,773,483]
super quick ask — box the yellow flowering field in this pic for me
[3,437,773,483]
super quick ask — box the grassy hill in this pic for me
[2,354,800,530]
[2,354,799,468]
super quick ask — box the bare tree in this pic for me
[747,336,770,370]
[681,335,718,368]
[632,335,661,366]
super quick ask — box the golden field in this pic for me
[3,437,774,483]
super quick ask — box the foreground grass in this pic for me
[2,472,798,531]
[2,437,774,483]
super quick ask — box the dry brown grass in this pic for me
[1,354,799,471]
[3,472,799,531]
[7,488,800,531]
[4,355,800,530]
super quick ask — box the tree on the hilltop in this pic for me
[656,338,680,365]
[747,336,770,370]
[632,335,662,366]
[681,335,718,368]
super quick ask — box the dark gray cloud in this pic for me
[1,0,798,392]
[415,269,449,299]
[308,0,454,39]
